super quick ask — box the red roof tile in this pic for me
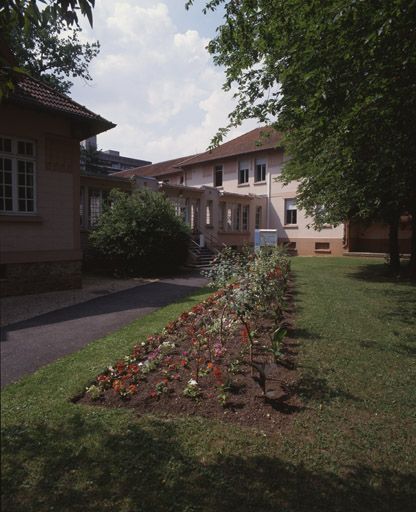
[10,74,115,132]
[179,127,282,167]
[111,155,198,178]
[112,128,282,180]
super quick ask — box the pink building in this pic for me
[114,127,411,256]
[0,54,114,296]
[114,128,344,255]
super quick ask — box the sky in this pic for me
[71,0,259,163]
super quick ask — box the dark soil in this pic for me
[77,285,302,433]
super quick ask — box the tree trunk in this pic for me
[409,208,416,278]
[388,214,400,274]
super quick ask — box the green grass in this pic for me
[2,258,415,511]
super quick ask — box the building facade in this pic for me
[114,128,345,255]
[0,65,114,296]
[80,136,151,175]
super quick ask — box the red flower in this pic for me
[112,380,122,392]
[213,366,223,383]
[128,364,140,374]
[241,325,250,344]
[128,384,138,395]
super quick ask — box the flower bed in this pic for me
[79,247,301,431]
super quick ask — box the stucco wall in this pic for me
[0,104,81,266]
[183,149,344,249]
[349,219,411,253]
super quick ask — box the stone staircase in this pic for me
[188,244,217,270]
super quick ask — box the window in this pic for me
[0,136,36,213]
[242,205,249,231]
[238,160,249,184]
[233,204,241,231]
[219,202,226,230]
[80,187,86,227]
[226,206,232,230]
[214,165,223,187]
[87,188,109,228]
[285,198,297,225]
[205,200,213,226]
[191,201,199,231]
[88,188,102,228]
[255,158,266,182]
[315,242,330,251]
[255,206,262,229]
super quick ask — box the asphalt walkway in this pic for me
[0,273,207,388]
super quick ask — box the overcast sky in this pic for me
[71,0,259,163]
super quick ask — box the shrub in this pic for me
[89,189,190,275]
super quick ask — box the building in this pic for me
[0,55,115,296]
[113,127,345,255]
[114,127,412,256]
[80,136,151,175]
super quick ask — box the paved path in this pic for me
[0,274,207,388]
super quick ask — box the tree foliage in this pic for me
[188,0,416,271]
[89,189,191,276]
[1,0,95,31]
[1,0,96,96]
[6,8,99,94]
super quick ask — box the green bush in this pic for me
[89,189,190,275]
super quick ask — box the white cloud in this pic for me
[71,0,259,162]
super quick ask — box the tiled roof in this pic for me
[179,127,282,167]
[10,74,115,131]
[112,155,198,178]
[112,128,282,180]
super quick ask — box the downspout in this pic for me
[266,163,272,229]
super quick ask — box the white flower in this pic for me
[188,379,198,386]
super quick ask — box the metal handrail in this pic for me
[204,231,227,252]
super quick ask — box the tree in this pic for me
[1,0,96,96]
[187,0,416,274]
[89,189,191,276]
[6,8,99,94]
[1,1,95,30]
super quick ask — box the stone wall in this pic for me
[0,260,82,297]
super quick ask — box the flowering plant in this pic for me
[183,379,201,399]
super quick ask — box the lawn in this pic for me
[1,257,415,512]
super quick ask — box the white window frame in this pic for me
[285,198,297,225]
[0,136,36,214]
[242,205,250,231]
[233,203,241,231]
[214,165,223,187]
[238,160,249,184]
[255,158,267,183]
[205,199,213,226]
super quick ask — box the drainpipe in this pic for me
[266,164,272,229]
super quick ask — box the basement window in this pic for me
[315,242,330,252]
